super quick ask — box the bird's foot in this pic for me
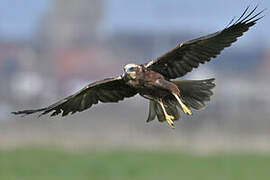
[165,114,175,129]
[173,93,192,115]
[181,103,192,115]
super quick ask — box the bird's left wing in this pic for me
[145,6,264,79]
[12,76,137,117]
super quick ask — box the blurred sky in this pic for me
[0,0,50,39]
[0,0,269,46]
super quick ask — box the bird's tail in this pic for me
[146,78,215,123]
[147,99,180,123]
[173,78,215,110]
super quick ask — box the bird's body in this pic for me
[13,6,264,128]
[125,66,175,99]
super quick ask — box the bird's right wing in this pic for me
[12,76,137,117]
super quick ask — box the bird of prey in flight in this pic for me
[13,6,264,128]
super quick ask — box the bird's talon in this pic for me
[182,104,192,115]
[173,93,192,115]
[165,114,175,128]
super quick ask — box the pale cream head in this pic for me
[123,64,140,79]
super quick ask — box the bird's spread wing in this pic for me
[145,6,264,79]
[12,76,137,117]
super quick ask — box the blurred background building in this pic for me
[0,0,270,152]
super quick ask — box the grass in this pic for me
[0,148,270,180]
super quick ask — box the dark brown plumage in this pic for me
[145,6,264,79]
[12,6,264,128]
[13,77,137,117]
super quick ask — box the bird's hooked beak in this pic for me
[123,70,136,80]
[127,72,137,79]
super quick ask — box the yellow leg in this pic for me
[158,100,175,129]
[173,93,192,115]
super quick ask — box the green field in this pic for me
[0,148,269,180]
